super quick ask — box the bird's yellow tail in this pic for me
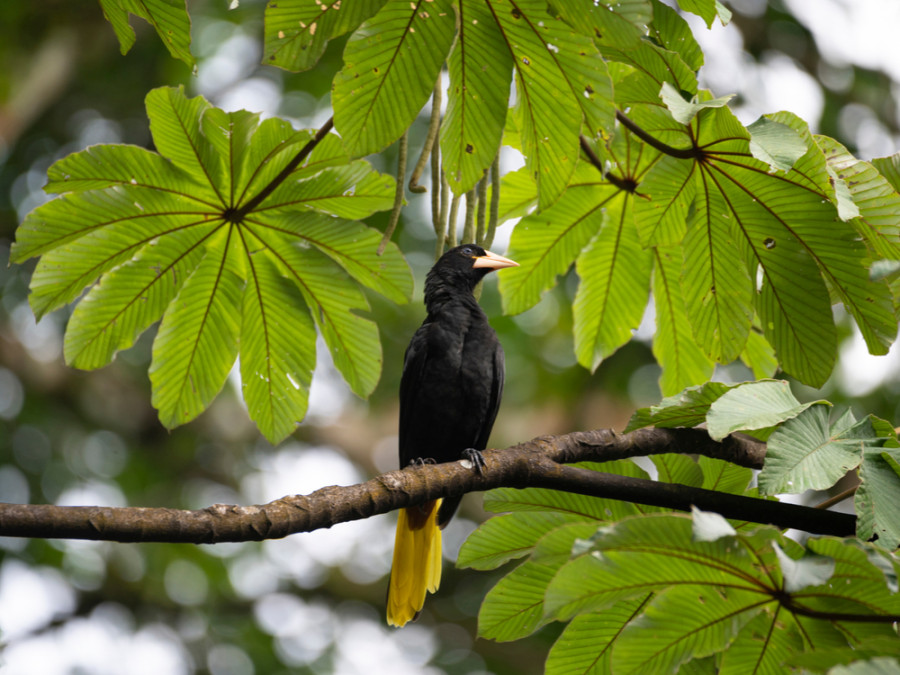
[386,499,443,627]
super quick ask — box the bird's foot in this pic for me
[461,448,486,475]
[408,457,437,467]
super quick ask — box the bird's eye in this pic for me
[461,246,474,256]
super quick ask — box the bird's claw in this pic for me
[461,448,486,475]
[408,457,437,467]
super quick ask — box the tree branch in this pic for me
[0,427,856,544]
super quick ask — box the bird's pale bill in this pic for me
[472,249,519,270]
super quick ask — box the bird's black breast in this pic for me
[398,299,504,468]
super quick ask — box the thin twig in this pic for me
[410,80,442,194]
[378,131,408,256]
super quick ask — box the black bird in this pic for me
[387,244,518,627]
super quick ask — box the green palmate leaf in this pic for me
[12,86,409,442]
[332,0,455,157]
[99,0,194,67]
[490,165,537,223]
[150,227,245,428]
[543,514,768,621]
[573,186,653,371]
[20,189,215,320]
[872,152,900,194]
[677,0,730,27]
[824,141,900,263]
[238,238,317,442]
[145,87,226,199]
[729,166,837,384]
[553,0,650,48]
[706,108,890,382]
[648,0,703,72]
[545,599,651,675]
[630,98,892,384]
[478,522,599,641]
[660,82,734,125]
[457,512,582,571]
[601,24,698,151]
[740,328,779,380]
[612,585,764,673]
[706,380,827,442]
[698,456,753,495]
[493,0,584,208]
[653,454,703,488]
[857,444,900,550]
[478,559,557,641]
[718,610,801,675]
[483,460,653,519]
[633,154,696,247]
[250,229,384,399]
[43,143,203,195]
[546,26,615,140]
[499,166,610,315]
[747,116,808,173]
[758,407,874,495]
[625,381,736,432]
[652,245,715,395]
[63,225,216,369]
[264,0,385,72]
[681,179,754,363]
[263,162,397,220]
[798,538,900,617]
[258,211,410,303]
[441,0,514,195]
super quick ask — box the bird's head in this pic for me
[425,244,519,300]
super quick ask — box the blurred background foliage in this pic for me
[1,0,899,673]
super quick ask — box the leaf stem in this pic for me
[615,109,700,160]
[463,187,477,243]
[814,485,857,510]
[579,135,635,192]
[234,116,334,219]
[378,131,408,255]
[409,80,442,194]
[447,192,460,247]
[475,174,488,246]
[485,155,501,250]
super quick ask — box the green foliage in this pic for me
[12,86,410,443]
[99,0,194,67]
[470,504,900,673]
[15,1,900,669]
[628,380,900,546]
[24,0,900,429]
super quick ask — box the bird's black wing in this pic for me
[474,341,505,451]
[397,323,432,467]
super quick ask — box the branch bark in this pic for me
[0,427,856,544]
